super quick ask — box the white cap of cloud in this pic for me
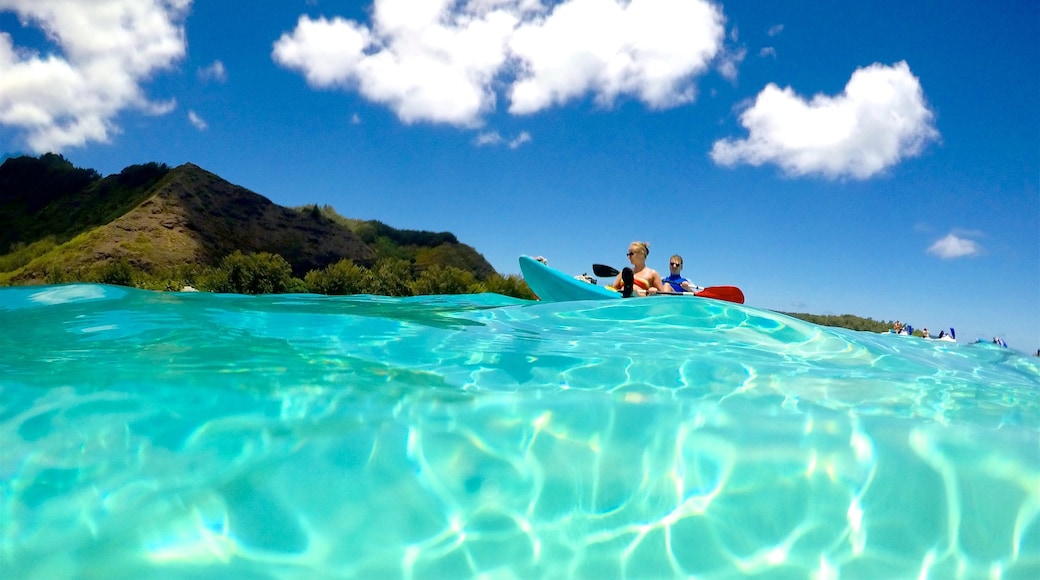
[0,0,191,152]
[710,61,939,179]
[272,0,726,125]
[928,233,982,259]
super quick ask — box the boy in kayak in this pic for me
[612,241,664,297]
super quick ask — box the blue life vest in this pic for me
[663,274,688,293]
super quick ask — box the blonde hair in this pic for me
[630,241,650,256]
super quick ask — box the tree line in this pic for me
[45,250,536,299]
[781,312,896,334]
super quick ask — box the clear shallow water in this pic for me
[1,284,1038,579]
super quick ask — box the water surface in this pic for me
[2,285,1038,578]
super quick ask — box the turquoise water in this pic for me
[2,284,1038,579]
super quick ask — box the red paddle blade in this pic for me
[695,286,744,304]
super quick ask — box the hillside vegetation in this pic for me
[0,154,532,298]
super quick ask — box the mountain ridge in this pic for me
[0,155,494,284]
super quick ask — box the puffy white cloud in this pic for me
[272,16,371,88]
[710,61,939,179]
[928,232,982,259]
[273,0,727,125]
[0,0,191,152]
[273,4,518,126]
[508,0,725,113]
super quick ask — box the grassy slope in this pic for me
[0,156,496,284]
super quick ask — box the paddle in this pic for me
[592,264,745,304]
[695,286,745,304]
[592,263,621,278]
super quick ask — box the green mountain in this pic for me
[0,155,495,284]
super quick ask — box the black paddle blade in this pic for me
[592,263,619,277]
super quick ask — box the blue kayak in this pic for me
[519,255,746,303]
[519,255,620,302]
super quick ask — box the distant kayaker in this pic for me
[613,241,663,297]
[662,254,700,293]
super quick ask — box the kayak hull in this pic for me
[519,256,621,302]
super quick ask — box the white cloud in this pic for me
[0,0,191,153]
[474,129,530,148]
[273,0,727,126]
[710,61,939,179]
[508,0,725,113]
[476,131,503,146]
[716,46,745,82]
[508,130,531,148]
[272,4,518,127]
[759,46,776,58]
[197,60,227,82]
[928,232,982,259]
[187,110,207,130]
[767,24,784,37]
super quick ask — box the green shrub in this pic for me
[94,258,136,287]
[305,259,372,295]
[479,273,537,299]
[367,258,415,297]
[45,267,74,285]
[411,265,478,295]
[285,277,309,293]
[211,251,295,294]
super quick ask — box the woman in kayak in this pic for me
[613,241,664,297]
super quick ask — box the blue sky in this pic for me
[1,0,1037,352]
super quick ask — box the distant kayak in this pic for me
[885,327,957,342]
[519,256,745,303]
